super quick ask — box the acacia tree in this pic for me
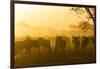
[71,7,95,24]
[70,7,95,32]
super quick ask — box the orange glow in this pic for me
[15,4,94,38]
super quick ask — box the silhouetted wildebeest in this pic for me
[81,36,90,48]
[72,36,80,48]
[64,36,71,49]
[15,39,39,60]
[37,37,51,52]
[55,36,66,53]
[89,36,95,47]
[15,37,51,60]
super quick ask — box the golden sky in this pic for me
[15,4,93,37]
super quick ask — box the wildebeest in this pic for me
[89,36,95,47]
[15,37,51,60]
[72,36,80,48]
[81,36,90,48]
[15,38,39,60]
[37,37,51,52]
[55,36,66,54]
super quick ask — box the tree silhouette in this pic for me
[70,7,95,32]
[70,21,94,32]
[71,7,95,24]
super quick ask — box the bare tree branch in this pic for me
[85,7,95,24]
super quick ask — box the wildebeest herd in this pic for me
[15,36,95,64]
